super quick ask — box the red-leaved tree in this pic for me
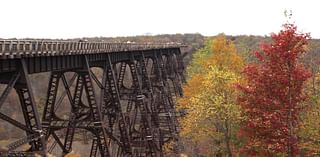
[237,23,311,157]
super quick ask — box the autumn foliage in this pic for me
[173,22,320,157]
[237,23,311,156]
[178,34,244,156]
[299,70,320,155]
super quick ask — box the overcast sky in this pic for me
[0,0,318,39]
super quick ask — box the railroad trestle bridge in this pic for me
[0,40,186,157]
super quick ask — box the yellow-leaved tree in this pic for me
[203,34,244,72]
[178,34,244,157]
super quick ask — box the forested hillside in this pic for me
[177,25,320,157]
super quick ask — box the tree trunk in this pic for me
[224,119,233,157]
[288,61,294,157]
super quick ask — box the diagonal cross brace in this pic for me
[0,71,20,109]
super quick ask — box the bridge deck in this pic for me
[0,40,184,75]
[0,40,182,59]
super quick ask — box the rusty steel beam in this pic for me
[0,45,185,157]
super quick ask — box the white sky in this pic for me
[0,0,319,39]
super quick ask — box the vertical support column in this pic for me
[176,49,186,83]
[42,72,78,155]
[42,72,61,155]
[154,52,175,110]
[104,53,132,155]
[82,56,110,157]
[90,138,98,157]
[129,53,157,157]
[15,59,47,156]
[152,51,179,155]
[138,52,164,157]
[173,50,185,96]
[63,74,84,155]
[138,53,154,106]
[117,62,127,90]
[42,72,60,138]
[101,67,115,130]
[163,54,178,98]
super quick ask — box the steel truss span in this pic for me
[0,40,186,157]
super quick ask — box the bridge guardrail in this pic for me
[0,40,183,59]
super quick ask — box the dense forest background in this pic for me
[175,30,320,156]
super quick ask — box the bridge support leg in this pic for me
[0,59,47,156]
[81,56,110,157]
[62,73,85,155]
[42,57,111,157]
[137,53,165,157]
[42,72,78,156]
[176,51,186,84]
[151,52,181,156]
[101,54,132,156]
[128,54,159,157]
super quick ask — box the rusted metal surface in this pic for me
[0,40,185,157]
